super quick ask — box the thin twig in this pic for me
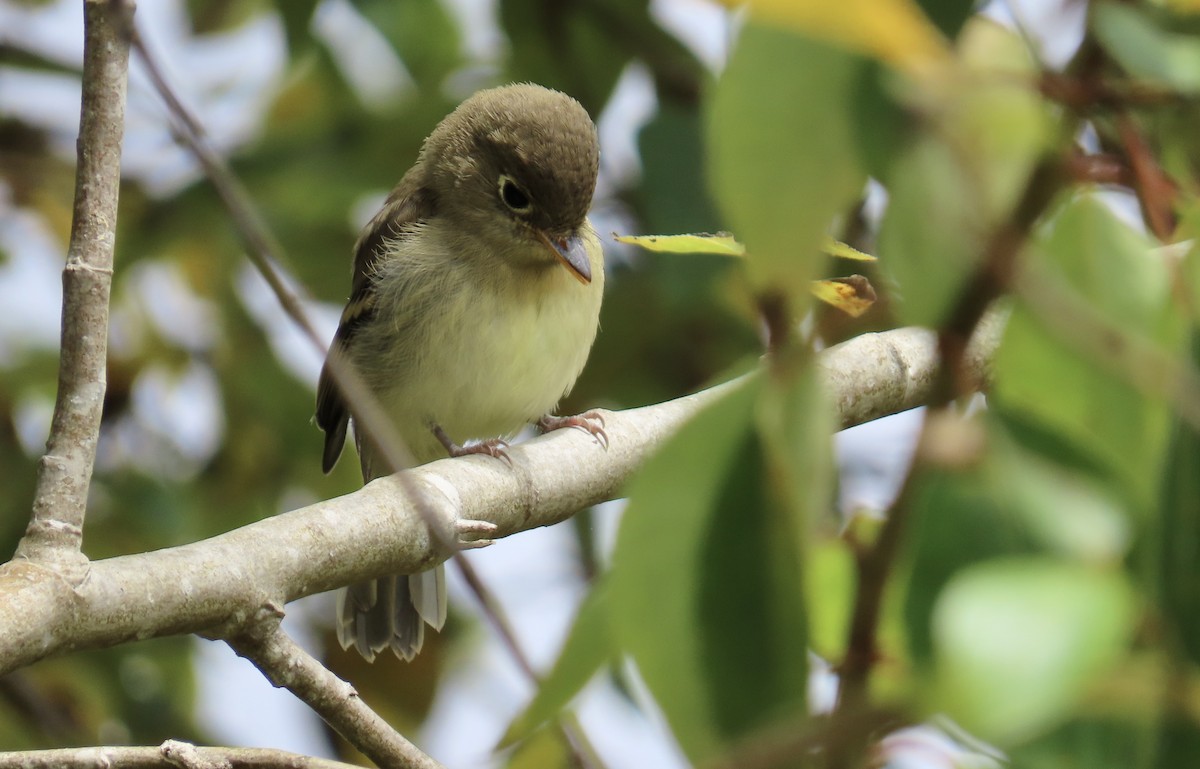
[0,741,361,768]
[15,0,133,570]
[1116,111,1177,241]
[225,609,444,769]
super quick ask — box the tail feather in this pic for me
[336,565,446,662]
[410,566,448,631]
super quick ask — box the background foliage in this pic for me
[2,1,1200,767]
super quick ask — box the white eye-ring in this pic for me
[498,174,533,213]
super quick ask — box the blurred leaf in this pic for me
[849,59,912,181]
[610,373,808,761]
[932,557,1134,744]
[571,254,760,411]
[503,724,574,769]
[953,18,1055,217]
[756,364,832,569]
[805,543,856,660]
[500,0,629,114]
[914,0,977,39]
[1094,1,1200,95]
[904,449,1038,665]
[1014,718,1143,768]
[878,135,982,326]
[501,582,613,747]
[636,102,722,234]
[992,195,1185,508]
[614,232,745,256]
[1152,715,1200,769]
[354,0,461,88]
[990,446,1130,563]
[1157,334,1200,665]
[0,46,80,75]
[272,0,320,55]
[732,0,951,73]
[707,23,867,297]
[811,276,876,317]
[879,18,1052,327]
[186,0,263,34]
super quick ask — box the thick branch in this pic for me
[0,321,1000,676]
[0,741,356,769]
[224,612,443,769]
[16,0,131,568]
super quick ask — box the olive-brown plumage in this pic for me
[316,84,604,661]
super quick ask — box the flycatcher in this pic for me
[316,83,605,661]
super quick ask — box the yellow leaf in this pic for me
[811,275,877,317]
[724,0,952,74]
[822,236,877,261]
[1167,0,1200,12]
[613,232,746,256]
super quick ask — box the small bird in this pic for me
[316,84,605,662]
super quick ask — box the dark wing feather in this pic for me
[315,172,436,474]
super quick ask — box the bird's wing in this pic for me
[315,172,436,475]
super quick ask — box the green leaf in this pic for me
[822,236,877,262]
[613,233,745,257]
[992,195,1185,508]
[904,453,1038,665]
[271,0,320,55]
[500,582,613,747]
[880,19,1052,327]
[915,0,977,39]
[707,23,866,295]
[932,557,1135,744]
[499,0,629,114]
[637,102,721,235]
[354,0,461,88]
[187,0,262,35]
[503,724,574,769]
[609,373,808,761]
[805,541,855,659]
[738,0,951,72]
[878,135,983,327]
[988,441,1130,563]
[1094,2,1200,95]
[1157,336,1200,665]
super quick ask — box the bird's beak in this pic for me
[537,230,591,285]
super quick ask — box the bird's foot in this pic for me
[537,410,608,449]
[431,423,511,465]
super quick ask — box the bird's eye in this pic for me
[499,175,532,213]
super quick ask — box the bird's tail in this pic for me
[335,566,447,662]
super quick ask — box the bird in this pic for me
[315,83,605,662]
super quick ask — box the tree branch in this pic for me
[223,611,443,769]
[15,0,132,570]
[0,319,1001,677]
[0,741,359,769]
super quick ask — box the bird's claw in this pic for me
[456,437,511,465]
[433,422,512,465]
[538,410,609,449]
